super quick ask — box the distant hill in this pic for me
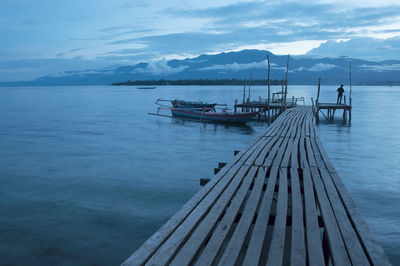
[1,49,400,86]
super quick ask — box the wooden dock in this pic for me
[313,79,352,123]
[234,98,300,122]
[122,106,389,265]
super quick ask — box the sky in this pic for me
[1,0,400,81]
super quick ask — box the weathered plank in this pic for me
[266,167,289,265]
[145,165,252,265]
[290,168,306,266]
[217,167,267,265]
[242,167,279,265]
[302,168,325,265]
[318,168,370,265]
[170,166,258,265]
[310,167,351,265]
[314,138,391,265]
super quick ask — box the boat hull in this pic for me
[171,108,258,123]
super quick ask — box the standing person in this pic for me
[337,84,345,104]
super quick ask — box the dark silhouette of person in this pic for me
[337,84,345,104]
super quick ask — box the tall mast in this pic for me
[267,55,271,104]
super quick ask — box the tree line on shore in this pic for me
[112,79,285,86]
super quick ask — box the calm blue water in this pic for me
[0,85,398,265]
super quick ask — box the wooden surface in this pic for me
[317,103,351,109]
[122,106,390,266]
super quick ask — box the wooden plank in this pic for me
[300,112,307,138]
[264,136,286,167]
[291,138,299,169]
[244,137,272,166]
[290,168,306,266]
[280,137,294,168]
[266,168,289,265]
[265,115,287,137]
[170,166,258,266]
[122,147,256,266]
[296,110,308,138]
[302,168,325,265]
[217,167,267,265]
[287,110,300,138]
[279,115,296,138]
[144,165,251,265]
[271,137,290,168]
[310,137,325,169]
[314,138,391,265]
[310,167,351,265]
[309,112,316,139]
[242,167,279,265]
[254,136,279,166]
[238,138,268,165]
[318,168,370,265]
[305,137,317,167]
[298,138,308,168]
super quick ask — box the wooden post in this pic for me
[248,70,252,102]
[349,97,352,122]
[316,78,321,106]
[200,178,210,186]
[343,96,346,120]
[284,54,290,110]
[243,82,246,103]
[242,81,246,112]
[234,99,238,113]
[267,54,271,123]
[349,62,352,101]
[349,62,352,125]
[281,80,284,113]
[316,78,321,123]
[218,162,227,168]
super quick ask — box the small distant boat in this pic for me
[151,99,258,124]
[137,86,156,89]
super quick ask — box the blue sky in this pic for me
[1,0,400,81]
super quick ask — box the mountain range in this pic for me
[1,49,400,86]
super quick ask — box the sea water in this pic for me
[0,85,399,265]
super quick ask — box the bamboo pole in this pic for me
[242,81,246,112]
[248,70,252,102]
[267,54,271,123]
[316,78,321,105]
[349,62,352,101]
[316,78,321,123]
[281,80,284,113]
[284,54,290,110]
[243,82,246,104]
[234,99,238,113]
[349,62,352,124]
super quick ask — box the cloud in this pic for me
[0,58,114,81]
[307,37,400,60]
[358,63,400,72]
[2,0,400,81]
[133,60,187,75]
[198,60,269,71]
[306,63,337,71]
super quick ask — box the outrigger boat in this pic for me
[151,99,259,124]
